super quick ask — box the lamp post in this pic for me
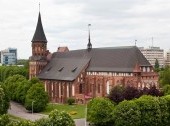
[32,100,35,114]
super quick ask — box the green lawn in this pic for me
[42,103,86,119]
[8,114,27,121]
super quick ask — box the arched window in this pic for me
[79,83,83,94]
[98,83,100,93]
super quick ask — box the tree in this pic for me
[123,86,140,100]
[162,95,170,125]
[108,85,125,104]
[114,100,141,126]
[0,86,9,114]
[154,58,160,70]
[134,95,161,126]
[87,98,115,126]
[157,97,169,126]
[25,83,49,112]
[159,66,170,86]
[163,85,170,95]
[3,74,26,100]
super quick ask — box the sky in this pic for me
[0,0,170,59]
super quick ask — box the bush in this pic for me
[49,109,75,126]
[134,95,161,126]
[114,100,141,126]
[0,114,10,126]
[67,98,75,105]
[87,98,115,126]
[108,85,125,104]
[163,85,170,95]
[162,95,170,125]
[35,118,51,126]
[0,86,9,114]
[157,97,169,126]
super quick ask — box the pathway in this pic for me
[8,101,88,126]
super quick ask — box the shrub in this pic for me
[162,95,170,125]
[114,100,141,126]
[108,85,125,104]
[163,85,170,95]
[87,97,115,126]
[134,95,161,126]
[35,118,51,126]
[0,114,10,126]
[0,86,9,114]
[157,97,169,126]
[49,109,75,126]
[67,98,75,105]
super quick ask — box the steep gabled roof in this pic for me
[38,46,151,81]
[38,58,90,81]
[32,12,47,43]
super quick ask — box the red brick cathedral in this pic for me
[29,12,159,103]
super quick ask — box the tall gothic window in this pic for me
[79,83,83,94]
[98,83,100,93]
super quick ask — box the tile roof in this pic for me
[38,46,151,81]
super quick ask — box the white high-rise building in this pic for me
[139,46,164,68]
[165,50,170,66]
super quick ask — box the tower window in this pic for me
[79,83,83,94]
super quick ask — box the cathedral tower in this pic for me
[29,12,48,79]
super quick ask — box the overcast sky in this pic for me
[0,0,170,59]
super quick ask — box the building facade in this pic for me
[139,46,164,68]
[29,12,159,104]
[165,50,170,66]
[1,48,17,65]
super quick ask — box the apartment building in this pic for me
[139,46,164,68]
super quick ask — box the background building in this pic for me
[139,46,164,68]
[1,48,17,65]
[165,50,170,66]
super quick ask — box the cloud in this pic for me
[0,0,169,58]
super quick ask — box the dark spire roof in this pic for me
[87,24,92,50]
[32,12,47,43]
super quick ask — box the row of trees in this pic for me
[1,75,48,112]
[88,95,170,126]
[0,109,75,126]
[0,66,28,82]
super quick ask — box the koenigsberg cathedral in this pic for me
[29,12,159,103]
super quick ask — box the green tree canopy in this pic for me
[25,83,49,112]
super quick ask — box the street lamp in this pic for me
[32,100,35,114]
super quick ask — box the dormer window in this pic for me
[47,67,52,71]
[72,67,77,72]
[58,67,64,72]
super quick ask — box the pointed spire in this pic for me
[32,10,47,43]
[87,24,92,50]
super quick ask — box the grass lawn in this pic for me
[8,114,27,121]
[42,103,86,119]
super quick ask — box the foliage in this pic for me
[25,83,49,112]
[35,118,51,126]
[49,109,75,126]
[163,85,170,95]
[0,66,28,82]
[114,100,141,126]
[123,86,141,100]
[108,85,125,104]
[159,66,170,86]
[3,74,26,101]
[0,114,10,126]
[0,86,9,114]
[157,97,169,126]
[67,98,75,105]
[108,85,162,104]
[134,95,161,126]
[162,95,170,125]
[87,97,115,126]
[154,58,160,71]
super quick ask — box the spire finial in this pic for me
[39,2,40,12]
[87,24,92,50]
